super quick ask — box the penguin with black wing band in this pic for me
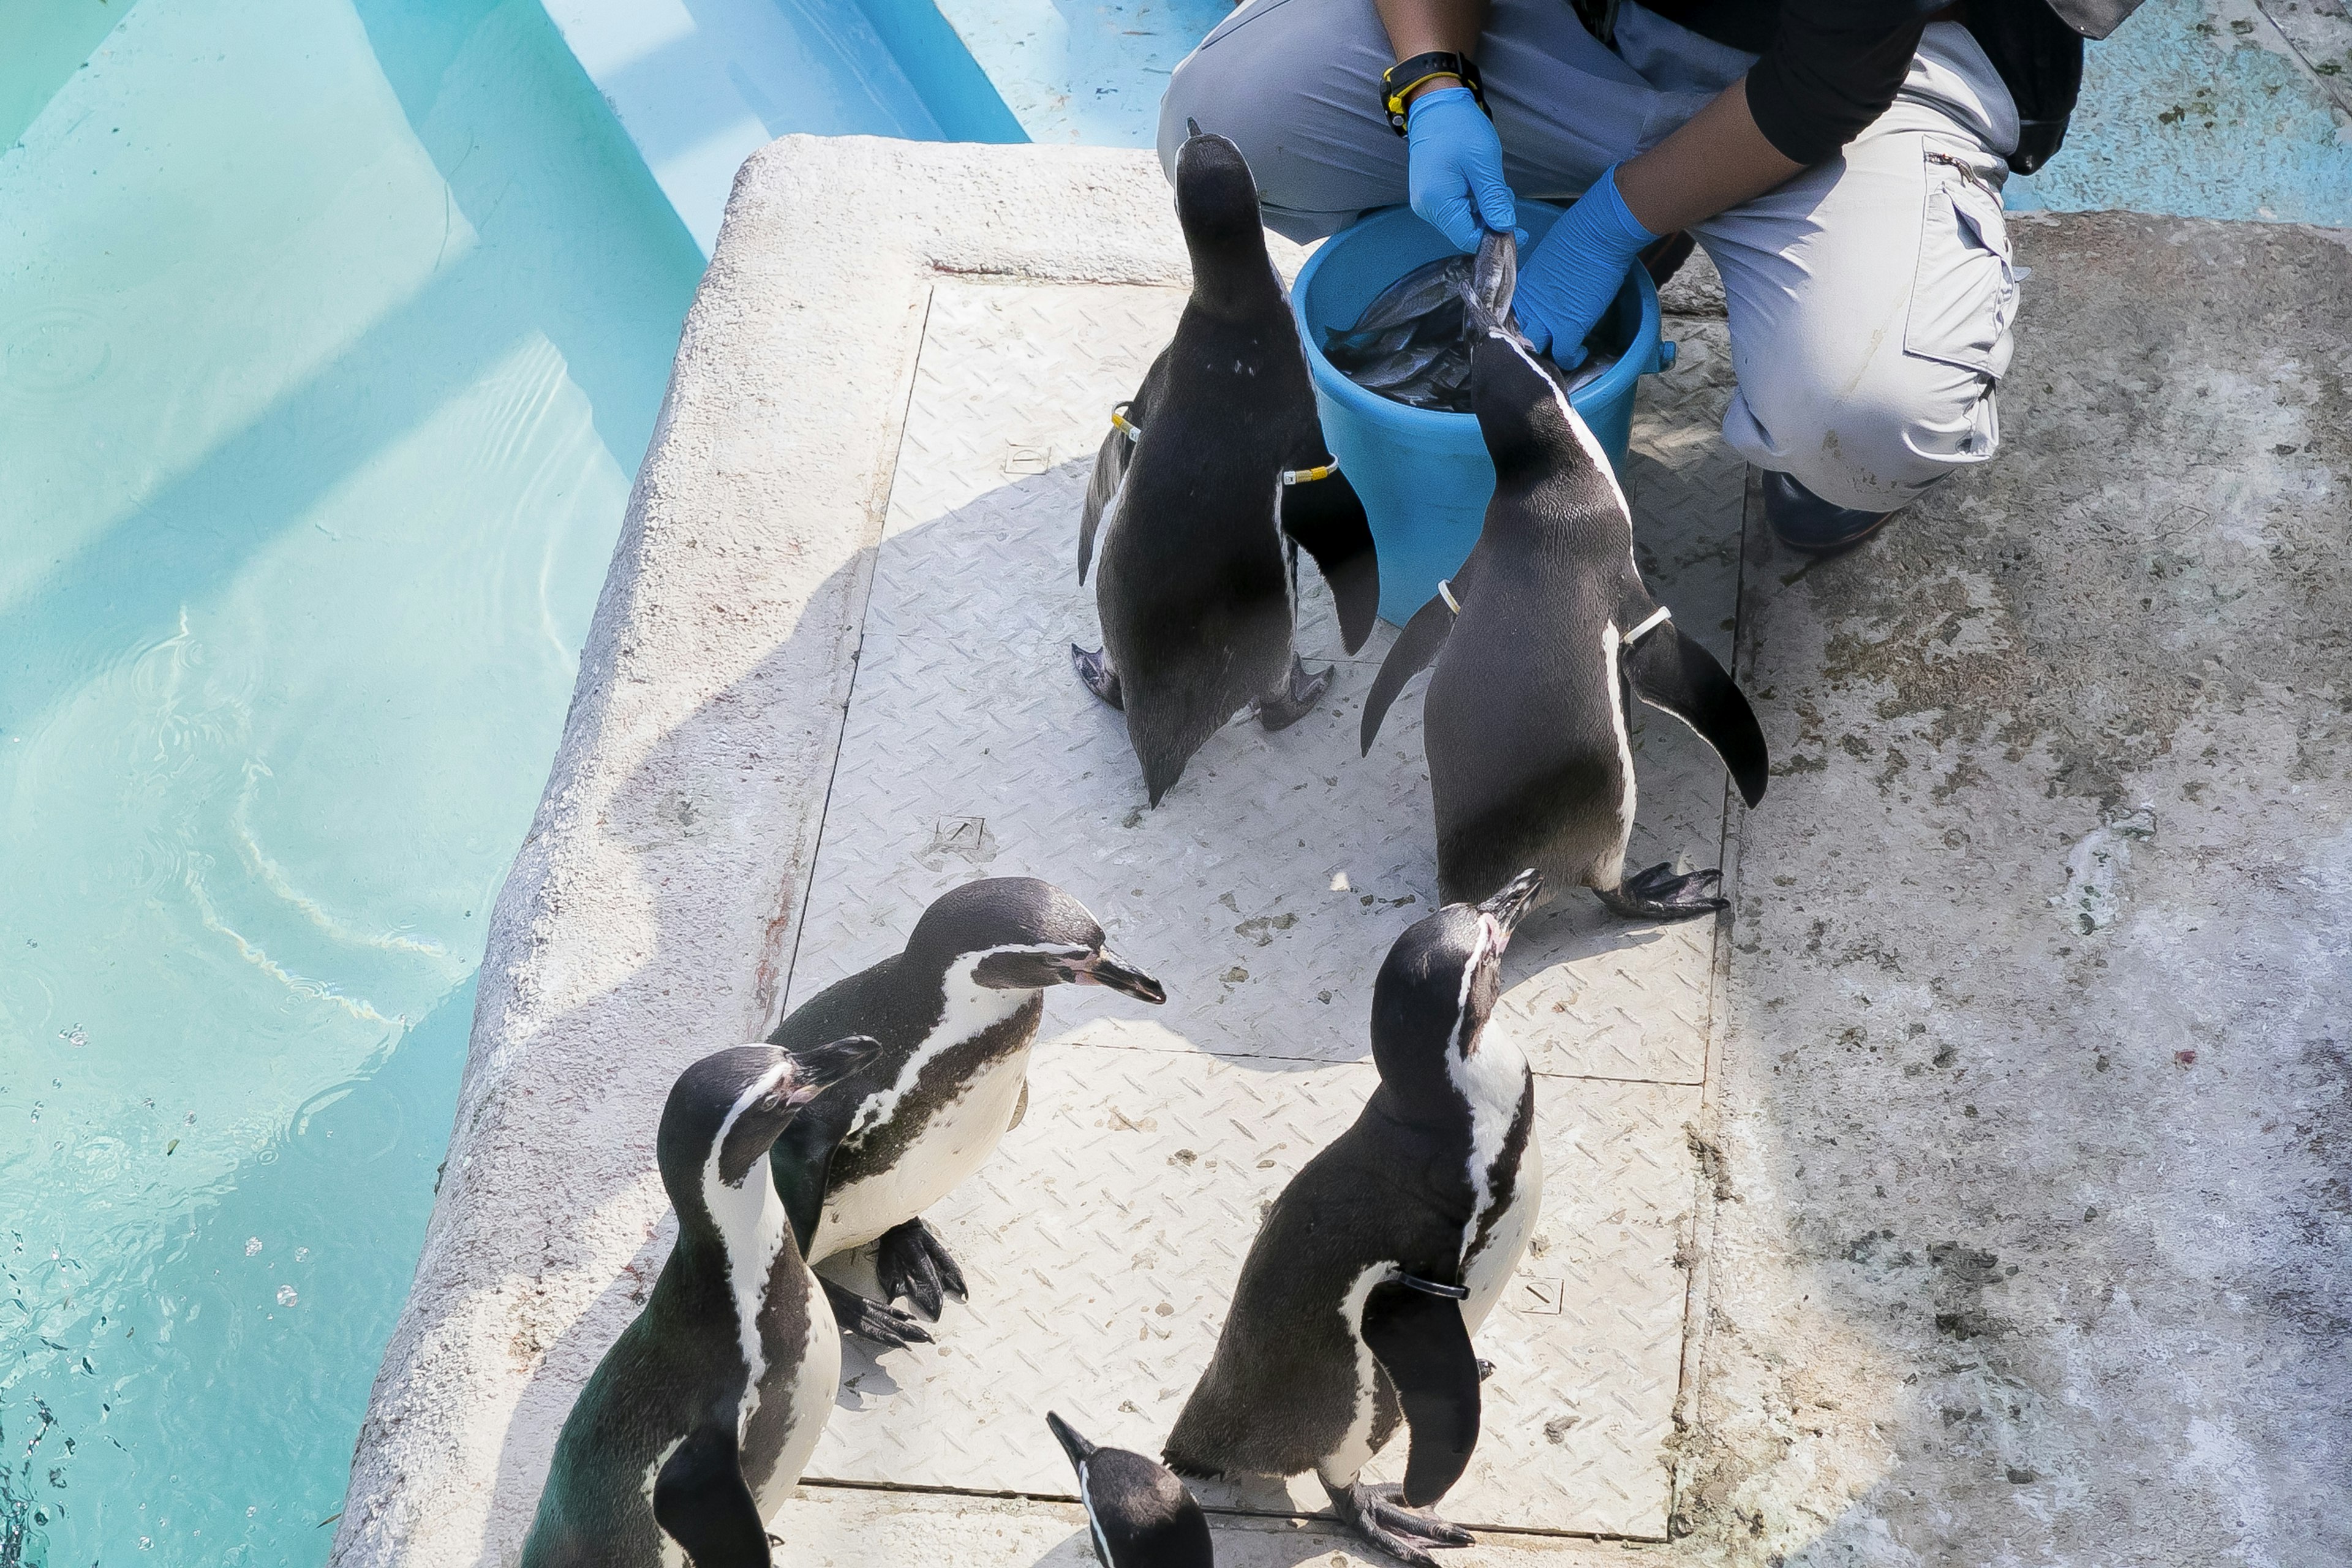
[521,1036,878,1568]
[1048,1412,1216,1568]
[1361,234,1768,920]
[1074,121,1380,806]
[1163,872,1546,1566]
[765,878,1165,1348]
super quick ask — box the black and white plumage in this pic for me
[1163,873,1546,1567]
[1047,1412,1215,1568]
[766,878,1164,1348]
[520,1036,879,1568]
[1360,254,1768,921]
[1072,125,1380,806]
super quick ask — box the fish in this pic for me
[1321,231,1616,413]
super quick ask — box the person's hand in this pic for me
[1513,165,1658,366]
[1406,85,1517,254]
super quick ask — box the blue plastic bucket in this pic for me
[1291,203,1673,624]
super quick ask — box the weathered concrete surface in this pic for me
[1677,213,2352,1563]
[328,140,1201,1568]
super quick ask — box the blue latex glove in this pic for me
[1513,165,1659,366]
[1406,86,1517,254]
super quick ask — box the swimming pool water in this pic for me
[0,1,702,1562]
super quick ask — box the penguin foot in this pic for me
[1255,657,1333,733]
[1072,645,1124,710]
[875,1218,970,1321]
[1593,861,1727,922]
[1477,1358,1495,1382]
[1324,1481,1475,1567]
[822,1277,933,1349]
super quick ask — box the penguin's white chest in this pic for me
[752,1264,840,1516]
[1463,1136,1542,1332]
[814,1044,1033,1257]
[1450,1023,1542,1331]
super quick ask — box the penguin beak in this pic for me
[1073,948,1167,1005]
[783,1034,880,1104]
[1046,1411,1098,1469]
[1478,870,1544,942]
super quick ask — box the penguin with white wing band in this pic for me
[1360,235,1768,920]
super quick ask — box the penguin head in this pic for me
[1469,330,1582,484]
[1370,870,1543,1098]
[1171,127,1276,311]
[656,1039,879,1210]
[1047,1412,1215,1568]
[907,878,1167,1003]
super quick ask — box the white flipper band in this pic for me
[1624,605,1672,643]
[1438,579,1461,614]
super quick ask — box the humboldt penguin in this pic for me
[1047,1412,1215,1568]
[1163,872,1545,1567]
[1074,123,1380,805]
[766,877,1165,1348]
[520,1036,878,1568]
[1360,239,1768,918]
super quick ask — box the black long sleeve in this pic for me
[1743,0,1947,164]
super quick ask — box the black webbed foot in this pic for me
[1476,1358,1495,1382]
[875,1217,970,1321]
[1593,861,1727,922]
[1255,655,1333,732]
[822,1276,932,1349]
[1072,644,1123,710]
[1324,1480,1476,1567]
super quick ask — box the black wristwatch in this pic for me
[1381,51,1488,135]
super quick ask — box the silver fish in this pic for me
[1322,229,1615,412]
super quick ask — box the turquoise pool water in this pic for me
[0,2,701,1562]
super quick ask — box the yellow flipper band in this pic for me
[1280,462,1338,486]
[1110,404,1142,443]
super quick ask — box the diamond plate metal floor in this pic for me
[785,281,1745,1540]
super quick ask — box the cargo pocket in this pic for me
[1904,145,2018,379]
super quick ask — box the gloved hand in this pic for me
[1406,85,1517,254]
[1513,164,1659,366]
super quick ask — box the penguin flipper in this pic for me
[1361,1281,1482,1508]
[1079,429,1124,586]
[1281,467,1381,654]
[1622,626,1770,809]
[1084,355,1168,584]
[652,1424,772,1568]
[1360,593,1455,755]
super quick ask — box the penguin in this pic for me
[765,877,1165,1348]
[520,1036,879,1568]
[1047,1412,1215,1568]
[1163,871,1546,1568]
[1359,239,1768,919]
[1073,122,1381,806]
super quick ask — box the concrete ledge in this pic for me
[330,138,1192,1568]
